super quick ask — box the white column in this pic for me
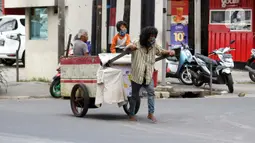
[129,0,141,40]
[161,0,168,86]
[154,0,164,83]
[194,0,201,54]
[115,0,125,33]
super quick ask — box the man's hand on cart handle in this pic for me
[126,43,137,51]
[162,50,175,56]
[168,50,175,56]
[155,50,175,62]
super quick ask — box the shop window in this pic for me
[230,10,251,31]
[210,10,230,24]
[210,9,252,32]
[30,8,48,40]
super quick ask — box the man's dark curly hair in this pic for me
[139,26,158,47]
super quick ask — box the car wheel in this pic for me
[2,59,16,66]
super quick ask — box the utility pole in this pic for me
[58,0,65,62]
[141,0,155,29]
[96,0,102,55]
[194,0,201,54]
[161,0,167,86]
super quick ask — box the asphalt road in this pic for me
[0,98,255,143]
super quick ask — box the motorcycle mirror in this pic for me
[230,40,235,44]
[181,42,185,47]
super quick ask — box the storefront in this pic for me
[208,0,254,63]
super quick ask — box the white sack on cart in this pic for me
[95,67,128,107]
[98,53,131,66]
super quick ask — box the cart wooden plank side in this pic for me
[60,56,100,98]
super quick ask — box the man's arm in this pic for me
[110,35,118,53]
[125,34,131,46]
[126,39,139,52]
[83,43,89,56]
[155,44,175,57]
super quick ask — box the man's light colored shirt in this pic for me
[73,40,89,56]
[131,40,167,85]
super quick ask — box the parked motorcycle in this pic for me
[50,67,61,98]
[189,40,236,93]
[245,49,255,82]
[166,42,194,85]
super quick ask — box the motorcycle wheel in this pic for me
[179,68,193,85]
[192,78,204,87]
[50,78,61,98]
[249,72,255,82]
[226,74,234,93]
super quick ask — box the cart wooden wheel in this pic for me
[70,84,90,117]
[123,97,141,116]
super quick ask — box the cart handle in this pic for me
[101,49,170,67]
[101,48,132,67]
[155,55,169,62]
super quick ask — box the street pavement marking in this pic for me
[0,132,76,143]
[121,123,246,143]
[220,115,255,130]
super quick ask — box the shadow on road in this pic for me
[0,63,25,68]
[85,113,129,121]
[61,113,129,121]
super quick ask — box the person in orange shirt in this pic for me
[110,21,131,53]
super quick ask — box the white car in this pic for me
[0,15,25,66]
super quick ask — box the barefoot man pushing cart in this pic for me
[127,26,175,122]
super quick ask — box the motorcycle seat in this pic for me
[166,56,178,62]
[195,53,218,66]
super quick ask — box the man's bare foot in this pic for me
[129,116,137,121]
[147,113,157,123]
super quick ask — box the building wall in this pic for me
[65,0,93,45]
[4,0,56,8]
[24,0,93,80]
[24,7,59,80]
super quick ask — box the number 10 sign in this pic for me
[171,24,188,47]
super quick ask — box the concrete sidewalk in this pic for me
[231,70,252,83]
[0,82,50,99]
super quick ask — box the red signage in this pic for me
[170,0,189,15]
[221,0,241,8]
